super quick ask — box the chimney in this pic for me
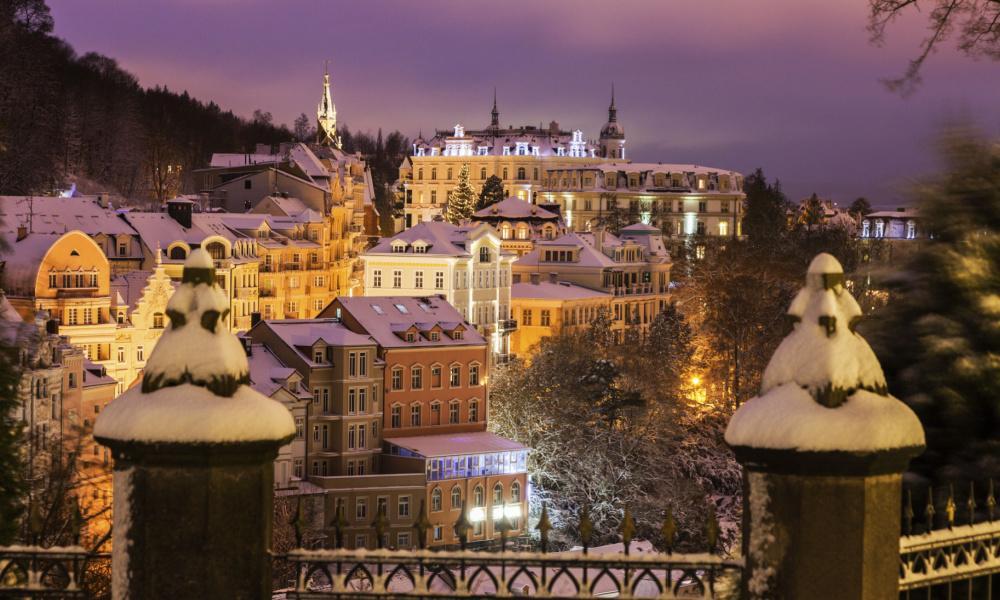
[166,199,193,229]
[529,273,540,285]
[16,224,28,242]
[250,312,262,328]
[46,319,59,335]
[548,272,558,284]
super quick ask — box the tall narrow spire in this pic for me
[608,83,617,123]
[490,88,500,130]
[316,62,340,148]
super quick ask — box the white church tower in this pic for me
[316,63,340,148]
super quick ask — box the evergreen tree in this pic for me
[0,317,24,545]
[445,164,475,224]
[799,193,826,229]
[741,168,788,245]
[584,306,616,352]
[476,174,505,210]
[849,197,873,218]
[865,127,1000,482]
[643,302,696,397]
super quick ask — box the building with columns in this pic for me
[397,92,623,229]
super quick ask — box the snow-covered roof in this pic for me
[82,360,116,389]
[336,295,485,349]
[512,281,611,301]
[209,153,281,168]
[0,196,135,236]
[367,221,497,257]
[257,319,375,363]
[246,342,312,401]
[866,208,919,219]
[0,231,104,296]
[515,232,616,269]
[553,161,740,177]
[413,123,600,158]
[111,270,178,315]
[472,197,560,220]
[386,431,527,457]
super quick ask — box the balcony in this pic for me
[259,288,276,298]
[55,287,98,298]
[497,319,518,332]
[611,283,655,296]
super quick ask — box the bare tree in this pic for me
[869,0,1000,93]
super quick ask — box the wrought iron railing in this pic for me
[0,545,110,598]
[899,481,1000,598]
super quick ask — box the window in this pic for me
[540,310,551,326]
[474,485,485,507]
[433,526,443,541]
[136,346,144,362]
[295,417,304,439]
[358,424,366,448]
[449,401,459,424]
[68,373,77,388]
[397,532,411,548]
[719,221,729,236]
[431,488,442,512]
[373,269,382,287]
[415,271,424,288]
[479,167,487,179]
[356,499,368,520]
[293,459,303,478]
[469,364,479,386]
[451,486,462,509]
[411,366,423,389]
[469,400,479,422]
[450,365,461,387]
[435,271,444,289]
[348,425,356,449]
[511,481,521,502]
[393,271,402,288]
[493,483,503,505]
[398,495,410,518]
[410,404,421,427]
[391,404,401,428]
[431,168,437,180]
[355,534,367,549]
[372,419,378,440]
[205,242,226,260]
[517,167,526,180]
[117,346,125,363]
[358,388,367,412]
[314,349,324,363]
[347,461,355,476]
[431,365,442,388]
[522,309,532,326]
[479,247,491,263]
[391,367,403,390]
[359,352,367,376]
[67,308,78,326]
[153,312,164,328]
[349,352,357,376]
[349,388,357,414]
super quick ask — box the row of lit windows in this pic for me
[48,272,99,289]
[389,398,480,428]
[430,481,521,512]
[425,451,528,481]
[390,363,480,391]
[415,165,541,182]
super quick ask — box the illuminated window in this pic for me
[431,488,442,512]
[511,481,521,502]
[450,365,461,387]
[493,483,503,505]
[451,486,462,509]
[469,400,479,422]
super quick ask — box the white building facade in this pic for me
[360,222,516,356]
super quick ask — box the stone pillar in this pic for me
[733,446,921,599]
[95,249,295,599]
[725,253,925,600]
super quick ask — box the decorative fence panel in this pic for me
[0,545,110,598]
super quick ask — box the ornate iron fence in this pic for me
[899,481,1000,599]
[0,544,110,598]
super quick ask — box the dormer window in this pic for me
[453,330,463,340]
[313,349,324,363]
[477,146,489,156]
[405,332,415,342]
[479,247,491,263]
[429,331,440,341]
[391,241,408,253]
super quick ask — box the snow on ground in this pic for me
[95,383,294,443]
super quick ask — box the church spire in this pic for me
[316,62,340,148]
[608,83,617,123]
[490,88,500,131]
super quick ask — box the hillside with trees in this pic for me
[0,0,293,202]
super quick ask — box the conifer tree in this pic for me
[866,127,1000,481]
[741,168,789,245]
[476,174,505,210]
[445,164,476,224]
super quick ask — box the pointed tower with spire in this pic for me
[599,84,626,159]
[489,88,500,135]
[316,62,341,148]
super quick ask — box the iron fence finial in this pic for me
[705,504,720,554]
[946,484,956,529]
[621,507,636,555]
[967,481,977,526]
[579,506,593,555]
[988,479,996,522]
[536,502,552,553]
[661,507,677,554]
[925,486,935,533]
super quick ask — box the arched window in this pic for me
[510,481,521,503]
[479,167,487,180]
[492,482,503,505]
[205,242,226,260]
[431,488,442,512]
[451,486,462,509]
[169,246,187,260]
[517,167,526,180]
[479,247,491,263]
[473,485,484,507]
[500,223,512,240]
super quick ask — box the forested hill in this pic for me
[0,0,293,202]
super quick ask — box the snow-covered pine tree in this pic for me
[476,174,505,210]
[445,164,476,224]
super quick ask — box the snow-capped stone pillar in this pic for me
[95,249,295,600]
[726,254,925,600]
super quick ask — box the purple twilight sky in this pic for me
[48,0,999,207]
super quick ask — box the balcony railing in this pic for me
[497,319,518,332]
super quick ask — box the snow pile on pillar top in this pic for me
[726,253,924,452]
[95,249,294,444]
